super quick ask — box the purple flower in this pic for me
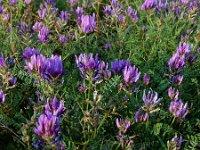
[141,0,156,10]
[18,22,29,35]
[46,55,63,79]
[68,0,76,5]
[116,118,130,134]
[176,42,192,56]
[123,65,141,85]
[59,35,68,44]
[45,97,65,117]
[171,135,183,149]
[127,6,138,22]
[78,83,88,93]
[104,43,112,50]
[0,4,3,14]
[143,89,161,110]
[0,90,6,104]
[103,5,112,15]
[10,0,17,5]
[34,113,60,138]
[23,47,40,60]
[156,0,167,11]
[188,0,198,10]
[76,7,84,16]
[143,73,150,85]
[168,53,185,70]
[2,13,10,21]
[171,74,183,85]
[168,87,179,100]
[75,53,109,81]
[33,22,43,32]
[185,53,197,65]
[58,11,68,23]
[103,70,111,80]
[169,100,188,118]
[0,57,6,67]
[38,26,50,43]
[80,14,96,33]
[135,108,148,123]
[37,5,47,20]
[7,75,17,87]
[26,54,47,76]
[24,0,31,4]
[111,0,118,8]
[180,0,189,5]
[118,14,125,23]
[111,59,130,74]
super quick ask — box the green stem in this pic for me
[170,116,176,126]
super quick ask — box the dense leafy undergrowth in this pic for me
[0,0,200,149]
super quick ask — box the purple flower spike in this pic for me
[103,5,112,15]
[46,55,63,79]
[127,6,138,22]
[111,0,118,8]
[143,89,161,110]
[123,65,141,85]
[26,54,47,76]
[169,100,189,119]
[23,47,40,60]
[80,14,96,33]
[58,11,68,23]
[156,0,167,11]
[10,0,18,5]
[34,113,60,137]
[104,43,112,50]
[171,135,183,149]
[0,90,6,104]
[59,35,68,44]
[171,74,183,85]
[76,7,84,16]
[68,0,76,5]
[24,0,31,4]
[168,53,185,70]
[116,118,131,134]
[8,75,17,87]
[176,42,192,56]
[141,0,156,10]
[38,26,50,43]
[0,57,6,67]
[143,73,150,85]
[168,87,179,100]
[33,22,43,32]
[75,53,111,81]
[135,108,148,123]
[111,59,130,74]
[0,4,4,14]
[45,97,65,117]
[37,6,47,20]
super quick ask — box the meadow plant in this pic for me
[0,0,199,149]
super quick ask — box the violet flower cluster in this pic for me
[110,59,141,86]
[78,14,96,34]
[0,56,17,105]
[116,118,133,148]
[23,47,63,80]
[34,97,65,149]
[103,0,138,23]
[75,53,111,82]
[135,89,161,123]
[0,89,6,104]
[169,100,188,119]
[168,42,195,85]
[167,135,182,150]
